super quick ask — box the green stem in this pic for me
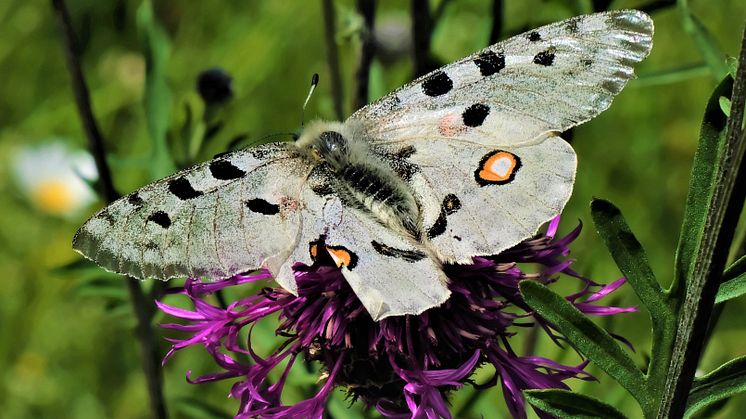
[658,22,746,419]
[51,1,168,417]
[321,0,344,120]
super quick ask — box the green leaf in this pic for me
[685,356,746,418]
[636,63,710,87]
[590,199,668,318]
[720,96,732,117]
[137,0,175,179]
[519,281,651,412]
[727,56,739,78]
[724,254,746,280]
[673,76,734,296]
[715,255,746,303]
[677,1,729,79]
[524,389,627,419]
[715,273,746,304]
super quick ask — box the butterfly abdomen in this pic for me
[337,163,419,236]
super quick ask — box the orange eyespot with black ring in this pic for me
[309,241,358,269]
[474,150,521,186]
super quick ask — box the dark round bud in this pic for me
[196,68,233,106]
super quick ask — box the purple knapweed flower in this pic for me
[157,216,635,418]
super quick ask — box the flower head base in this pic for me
[158,217,634,418]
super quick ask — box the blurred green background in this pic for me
[1,0,746,418]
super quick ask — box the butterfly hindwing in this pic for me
[73,143,314,280]
[401,134,576,262]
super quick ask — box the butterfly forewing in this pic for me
[350,10,653,144]
[73,143,314,281]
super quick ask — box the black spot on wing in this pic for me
[421,71,453,97]
[533,49,556,66]
[148,211,171,228]
[527,31,541,42]
[311,182,334,196]
[474,51,505,76]
[209,159,245,180]
[390,159,419,182]
[427,194,462,239]
[396,145,416,159]
[168,177,203,200]
[128,192,144,207]
[462,104,490,127]
[428,210,448,239]
[371,241,426,262]
[246,198,280,215]
[443,194,461,215]
[99,209,116,225]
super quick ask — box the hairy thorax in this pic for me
[295,121,421,238]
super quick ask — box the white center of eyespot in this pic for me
[489,157,513,178]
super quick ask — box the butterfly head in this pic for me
[295,121,352,169]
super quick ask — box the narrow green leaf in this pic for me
[524,389,627,419]
[635,63,710,87]
[720,96,732,117]
[715,273,746,303]
[724,254,746,280]
[590,199,668,317]
[673,76,734,297]
[136,0,175,179]
[715,261,746,303]
[519,281,650,411]
[685,356,746,418]
[677,0,729,79]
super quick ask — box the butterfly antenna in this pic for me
[301,73,320,127]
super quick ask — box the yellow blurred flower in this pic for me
[13,143,98,217]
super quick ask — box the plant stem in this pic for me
[51,1,167,418]
[489,0,504,44]
[321,0,344,120]
[658,22,746,419]
[51,0,117,204]
[410,0,434,77]
[354,0,376,110]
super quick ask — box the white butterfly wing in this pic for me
[403,134,575,262]
[351,10,653,144]
[73,143,314,281]
[348,10,651,260]
[275,167,450,320]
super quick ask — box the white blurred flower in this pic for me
[374,15,412,65]
[13,142,98,217]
